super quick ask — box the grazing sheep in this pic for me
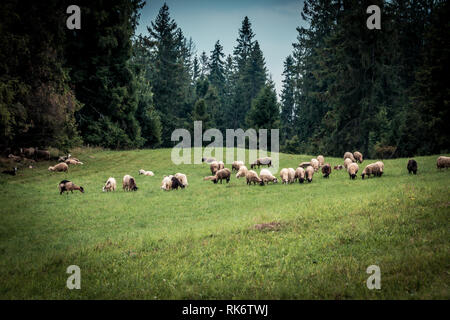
[204,168,231,184]
[361,163,381,179]
[407,159,418,174]
[311,159,320,172]
[260,169,278,184]
[202,157,217,163]
[236,165,249,179]
[343,152,356,162]
[280,168,290,184]
[231,161,244,172]
[58,180,84,195]
[375,161,384,176]
[175,173,188,187]
[139,169,154,176]
[298,162,311,168]
[250,157,272,169]
[48,162,69,172]
[65,158,83,165]
[21,147,35,158]
[123,175,138,191]
[171,176,183,189]
[246,170,264,186]
[35,149,50,161]
[288,168,296,183]
[344,158,353,169]
[334,165,344,170]
[354,151,363,163]
[2,167,17,176]
[305,166,314,183]
[218,161,225,170]
[102,177,117,192]
[437,156,450,169]
[8,154,21,162]
[161,175,173,191]
[347,163,359,180]
[210,161,219,175]
[317,155,325,167]
[295,167,306,183]
[322,164,331,178]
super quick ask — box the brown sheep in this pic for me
[437,156,450,169]
[407,159,418,174]
[210,161,219,175]
[231,161,244,172]
[123,175,138,191]
[246,170,264,186]
[343,152,356,162]
[305,166,314,183]
[58,180,84,195]
[250,157,272,169]
[48,163,69,172]
[204,168,231,184]
[361,163,381,179]
[322,164,331,178]
[295,167,306,183]
[353,151,363,163]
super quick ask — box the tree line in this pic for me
[0,1,448,158]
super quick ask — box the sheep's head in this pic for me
[307,178,312,183]
[259,180,265,186]
[272,178,278,184]
[361,173,365,179]
[351,174,356,180]
[299,178,304,183]
[79,186,85,193]
[48,167,53,171]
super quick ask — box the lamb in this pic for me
[317,155,325,167]
[334,165,344,170]
[250,157,272,169]
[375,161,384,176]
[210,161,219,175]
[202,157,217,163]
[343,152,356,162]
[2,167,17,176]
[295,167,306,183]
[48,162,69,172]
[361,163,381,179]
[298,162,311,168]
[311,158,320,172]
[344,158,353,169]
[321,163,331,178]
[175,173,188,187]
[122,175,138,191]
[65,158,83,165]
[58,180,84,195]
[305,166,314,183]
[246,170,264,186]
[161,175,173,191]
[204,168,231,184]
[259,169,278,184]
[407,159,418,174]
[139,169,154,176]
[102,177,117,192]
[236,165,249,179]
[347,163,359,180]
[354,151,363,163]
[231,161,244,172]
[437,156,450,169]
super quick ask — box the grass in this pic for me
[0,148,448,299]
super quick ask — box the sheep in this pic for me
[246,170,264,186]
[311,158,320,172]
[361,163,381,179]
[21,147,35,158]
[102,177,117,192]
[437,156,450,169]
[259,169,278,184]
[65,158,83,165]
[171,176,183,189]
[139,169,154,176]
[2,167,17,176]
[250,157,272,169]
[295,167,306,183]
[161,175,173,191]
[35,149,50,161]
[298,162,311,168]
[58,180,84,195]
[210,161,219,175]
[218,161,225,170]
[202,157,216,163]
[317,155,325,167]
[343,152,356,162]
[123,175,138,191]
[48,162,69,172]
[236,165,248,179]
[288,168,296,183]
[407,159,418,174]
[344,158,353,169]
[305,166,314,183]
[175,173,188,187]
[321,163,331,178]
[354,151,363,163]
[8,154,21,162]
[347,163,359,180]
[334,165,344,170]
[231,161,244,172]
[280,168,290,184]
[204,168,231,184]
[375,161,384,176]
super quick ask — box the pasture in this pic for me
[0,148,448,299]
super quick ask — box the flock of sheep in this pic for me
[2,148,450,195]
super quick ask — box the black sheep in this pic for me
[2,167,17,176]
[407,159,418,174]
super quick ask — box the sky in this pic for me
[136,0,307,98]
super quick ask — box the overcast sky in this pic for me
[136,0,307,98]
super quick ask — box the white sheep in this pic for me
[102,177,117,192]
[260,169,278,184]
[175,173,188,187]
[139,169,154,176]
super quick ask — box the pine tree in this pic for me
[208,40,225,92]
[280,55,296,145]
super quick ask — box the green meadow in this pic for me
[0,148,448,299]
